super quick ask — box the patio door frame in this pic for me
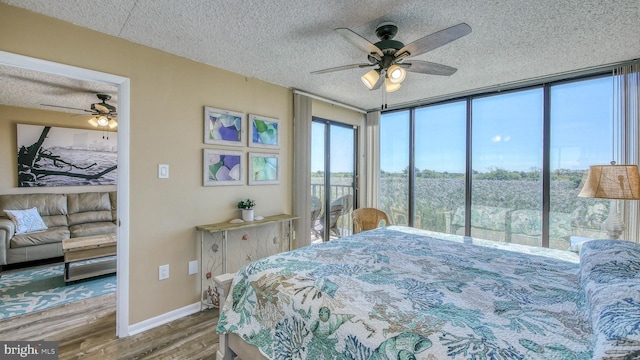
[312,116,358,241]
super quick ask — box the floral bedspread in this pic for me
[217,226,594,359]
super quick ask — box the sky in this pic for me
[311,121,355,173]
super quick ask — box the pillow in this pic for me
[580,239,640,358]
[3,208,48,235]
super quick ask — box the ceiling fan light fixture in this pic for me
[108,119,118,129]
[387,65,406,84]
[360,69,380,89]
[385,78,401,92]
[96,115,110,127]
[88,117,99,127]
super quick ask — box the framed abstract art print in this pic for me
[248,152,280,185]
[203,149,244,186]
[248,114,280,149]
[204,106,245,146]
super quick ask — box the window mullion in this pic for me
[409,109,416,227]
[465,99,473,237]
[542,85,551,248]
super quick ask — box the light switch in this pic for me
[189,260,198,275]
[158,164,169,179]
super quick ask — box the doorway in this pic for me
[0,50,130,336]
[310,117,358,243]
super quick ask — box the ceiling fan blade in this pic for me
[41,103,92,112]
[397,23,471,58]
[402,60,458,76]
[335,28,384,57]
[311,63,373,75]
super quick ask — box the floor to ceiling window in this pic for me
[379,74,613,249]
[550,77,612,243]
[379,111,410,226]
[471,89,543,245]
[414,102,466,232]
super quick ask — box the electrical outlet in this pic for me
[159,264,169,280]
[188,260,198,275]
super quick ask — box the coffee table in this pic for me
[62,234,117,282]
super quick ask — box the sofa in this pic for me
[0,191,116,267]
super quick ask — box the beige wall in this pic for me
[0,4,293,324]
[0,105,117,194]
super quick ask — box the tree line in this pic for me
[314,167,585,187]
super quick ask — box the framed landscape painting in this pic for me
[17,124,117,187]
[249,152,279,185]
[203,149,244,186]
[204,106,245,146]
[248,114,280,149]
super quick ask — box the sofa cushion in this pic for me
[4,208,48,234]
[70,222,117,238]
[0,193,68,227]
[67,192,113,226]
[10,226,69,248]
[109,191,117,222]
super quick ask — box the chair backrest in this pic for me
[328,194,353,223]
[310,196,323,221]
[352,208,391,234]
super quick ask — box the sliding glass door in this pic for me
[311,118,357,242]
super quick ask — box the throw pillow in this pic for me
[3,207,48,235]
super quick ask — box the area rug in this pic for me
[0,259,116,319]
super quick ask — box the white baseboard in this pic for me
[127,301,201,336]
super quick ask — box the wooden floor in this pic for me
[0,293,220,359]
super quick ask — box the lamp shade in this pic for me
[360,70,380,89]
[96,115,109,127]
[578,164,640,199]
[384,78,401,92]
[387,65,406,84]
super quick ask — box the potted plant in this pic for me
[237,198,256,221]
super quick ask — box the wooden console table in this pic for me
[196,214,298,309]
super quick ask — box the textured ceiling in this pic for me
[0,0,639,112]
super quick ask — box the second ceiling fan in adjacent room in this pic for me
[42,93,118,129]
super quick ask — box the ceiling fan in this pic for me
[42,93,118,128]
[312,22,472,96]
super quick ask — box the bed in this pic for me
[215,226,640,359]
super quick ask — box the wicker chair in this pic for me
[352,208,391,234]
